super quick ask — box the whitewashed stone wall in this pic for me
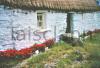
[73,12,100,34]
[0,5,67,50]
[0,5,100,50]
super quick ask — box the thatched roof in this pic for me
[0,0,99,12]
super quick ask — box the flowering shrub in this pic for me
[16,48,33,58]
[44,39,55,48]
[0,48,33,59]
[0,39,55,59]
[86,29,100,36]
[0,49,17,58]
[34,44,46,52]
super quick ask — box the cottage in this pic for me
[0,0,99,50]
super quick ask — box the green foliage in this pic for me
[35,63,44,68]
[16,33,100,68]
[91,61,100,68]
[56,60,65,68]
[28,53,49,63]
[0,59,21,68]
[86,33,100,44]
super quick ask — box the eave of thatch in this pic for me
[0,0,100,12]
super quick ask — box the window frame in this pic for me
[37,12,46,29]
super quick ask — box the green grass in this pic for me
[20,43,87,68]
[0,59,22,68]
[25,33,100,68]
[26,43,73,68]
[1,33,100,68]
[79,33,100,68]
[85,33,100,44]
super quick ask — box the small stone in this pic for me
[45,47,49,51]
[63,54,69,58]
[44,64,50,68]
[35,50,39,55]
[44,63,56,68]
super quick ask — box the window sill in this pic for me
[36,28,51,33]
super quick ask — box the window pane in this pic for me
[39,15,42,21]
[39,22,43,27]
[37,12,44,28]
[37,15,43,21]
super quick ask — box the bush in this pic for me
[0,39,55,59]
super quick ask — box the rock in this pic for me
[44,63,56,68]
[72,38,83,46]
[35,50,39,55]
[45,47,49,51]
[44,64,50,68]
[63,54,69,58]
[75,50,81,54]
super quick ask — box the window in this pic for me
[37,12,45,28]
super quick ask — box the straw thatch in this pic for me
[0,0,99,12]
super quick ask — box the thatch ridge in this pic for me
[0,0,99,12]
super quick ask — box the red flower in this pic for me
[0,39,55,59]
[0,49,17,58]
[17,48,33,57]
[35,44,46,47]
[34,44,46,49]
[33,44,46,52]
[44,39,55,47]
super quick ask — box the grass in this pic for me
[1,33,100,68]
[86,33,100,44]
[26,43,73,68]
[20,33,100,68]
[82,33,100,68]
[20,43,86,68]
[0,59,22,68]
